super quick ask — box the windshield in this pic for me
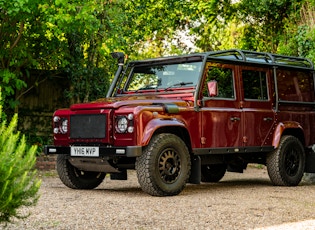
[123,61,202,92]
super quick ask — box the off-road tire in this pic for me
[136,133,191,196]
[57,154,106,189]
[201,164,226,182]
[267,135,305,186]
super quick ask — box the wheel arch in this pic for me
[272,122,305,148]
[141,118,192,152]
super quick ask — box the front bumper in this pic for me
[44,145,142,157]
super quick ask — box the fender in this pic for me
[272,121,304,148]
[141,118,187,146]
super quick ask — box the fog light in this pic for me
[53,116,60,122]
[127,126,134,133]
[116,149,125,154]
[53,128,59,134]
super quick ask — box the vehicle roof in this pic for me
[128,49,314,70]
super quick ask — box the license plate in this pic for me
[70,146,99,157]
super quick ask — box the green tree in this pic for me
[38,0,129,104]
[188,0,236,51]
[0,0,41,111]
[0,91,41,224]
[237,0,302,52]
[180,0,305,53]
[278,1,315,61]
[124,0,195,58]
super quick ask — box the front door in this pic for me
[200,63,243,148]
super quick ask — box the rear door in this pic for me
[240,66,275,147]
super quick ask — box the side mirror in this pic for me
[208,80,218,97]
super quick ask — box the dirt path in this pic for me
[5,166,315,230]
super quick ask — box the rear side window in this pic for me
[242,70,268,100]
[277,69,314,102]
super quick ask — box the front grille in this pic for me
[70,114,106,139]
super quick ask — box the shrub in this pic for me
[0,92,41,224]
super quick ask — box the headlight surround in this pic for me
[53,116,68,134]
[115,113,134,133]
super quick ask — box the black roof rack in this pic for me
[207,49,314,69]
[127,49,313,70]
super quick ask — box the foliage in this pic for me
[0,70,26,113]
[1,0,315,107]
[38,0,129,103]
[124,0,195,58]
[236,0,300,52]
[188,0,237,51]
[278,1,315,62]
[0,91,41,224]
[0,0,40,111]
[183,0,305,53]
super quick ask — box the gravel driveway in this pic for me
[4,166,315,230]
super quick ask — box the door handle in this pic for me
[263,117,273,121]
[230,117,241,122]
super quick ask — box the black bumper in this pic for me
[44,145,142,157]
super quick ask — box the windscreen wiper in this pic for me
[134,84,158,93]
[165,82,194,91]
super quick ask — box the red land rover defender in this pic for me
[45,50,315,196]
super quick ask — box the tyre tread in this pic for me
[267,135,305,186]
[136,133,191,196]
[56,154,105,189]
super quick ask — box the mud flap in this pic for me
[189,155,201,184]
[305,150,315,173]
[110,169,128,180]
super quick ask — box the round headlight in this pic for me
[60,119,68,134]
[116,117,128,133]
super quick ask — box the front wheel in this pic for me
[136,134,191,196]
[57,154,106,189]
[267,135,305,186]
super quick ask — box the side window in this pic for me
[242,70,268,100]
[277,70,314,102]
[203,66,234,99]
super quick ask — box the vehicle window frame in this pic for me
[202,62,236,101]
[242,69,269,101]
[238,65,273,103]
[122,62,202,93]
[276,68,315,102]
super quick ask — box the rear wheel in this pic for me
[201,164,226,182]
[136,134,191,196]
[57,154,106,189]
[267,135,305,186]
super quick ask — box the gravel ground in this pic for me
[4,166,315,230]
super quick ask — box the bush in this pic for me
[0,93,41,224]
